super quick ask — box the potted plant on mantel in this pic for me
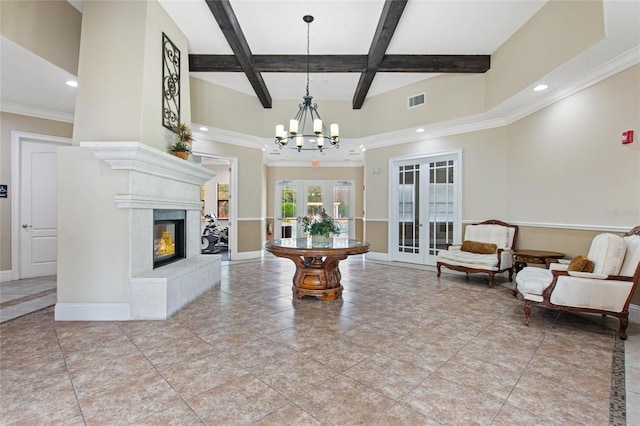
[170,122,193,160]
[301,208,340,244]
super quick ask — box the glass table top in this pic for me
[267,237,368,250]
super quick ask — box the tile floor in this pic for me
[1,256,639,425]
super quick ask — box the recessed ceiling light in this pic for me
[533,84,548,92]
[66,80,78,87]
[199,126,208,131]
[416,128,425,133]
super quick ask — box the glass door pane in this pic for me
[306,184,324,216]
[277,182,299,238]
[427,160,455,263]
[331,182,352,237]
[398,164,420,255]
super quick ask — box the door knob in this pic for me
[22,224,32,229]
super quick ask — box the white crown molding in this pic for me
[195,43,638,162]
[80,141,215,185]
[503,46,640,125]
[0,101,74,123]
[8,45,636,163]
[192,126,265,150]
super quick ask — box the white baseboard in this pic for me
[234,250,262,261]
[55,303,130,321]
[0,270,13,283]
[365,252,390,262]
[630,304,640,325]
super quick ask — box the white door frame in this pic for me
[388,149,462,265]
[192,152,238,261]
[11,131,72,280]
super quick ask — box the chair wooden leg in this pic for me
[508,269,513,282]
[487,273,494,288]
[524,300,532,326]
[619,313,629,340]
[436,263,441,278]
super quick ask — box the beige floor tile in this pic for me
[0,260,633,425]
[253,402,324,425]
[507,374,610,425]
[401,374,505,425]
[187,374,288,424]
[372,402,441,425]
[294,374,395,425]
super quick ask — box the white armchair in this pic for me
[436,220,519,288]
[515,226,640,339]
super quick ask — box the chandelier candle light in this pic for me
[275,15,339,152]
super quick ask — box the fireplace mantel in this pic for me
[80,141,212,185]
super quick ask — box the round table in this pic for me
[265,238,370,300]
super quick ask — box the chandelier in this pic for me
[274,15,339,152]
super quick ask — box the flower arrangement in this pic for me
[170,122,193,152]
[300,209,340,237]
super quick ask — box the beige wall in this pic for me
[364,65,638,254]
[486,0,604,109]
[73,1,190,150]
[0,0,81,75]
[506,65,640,227]
[0,113,74,271]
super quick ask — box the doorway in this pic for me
[275,180,355,239]
[197,155,237,261]
[389,151,462,266]
[11,132,71,280]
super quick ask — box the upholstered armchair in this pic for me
[515,226,640,339]
[437,220,519,288]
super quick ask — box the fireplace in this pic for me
[153,209,186,268]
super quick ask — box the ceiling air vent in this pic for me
[408,93,425,109]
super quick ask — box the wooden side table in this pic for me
[512,249,565,274]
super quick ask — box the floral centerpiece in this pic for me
[170,122,193,159]
[300,209,340,243]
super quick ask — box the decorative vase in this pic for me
[172,151,189,160]
[311,234,330,245]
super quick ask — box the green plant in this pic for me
[281,202,296,219]
[170,122,193,152]
[300,209,340,237]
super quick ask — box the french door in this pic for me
[390,152,461,265]
[275,180,355,239]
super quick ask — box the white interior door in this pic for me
[17,137,67,278]
[390,152,461,265]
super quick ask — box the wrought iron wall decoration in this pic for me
[162,32,180,130]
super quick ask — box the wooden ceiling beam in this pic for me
[379,55,490,73]
[352,0,408,109]
[204,0,272,108]
[189,54,490,73]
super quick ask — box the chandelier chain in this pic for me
[306,19,310,97]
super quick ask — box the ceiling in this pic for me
[160,0,546,104]
[2,0,638,166]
